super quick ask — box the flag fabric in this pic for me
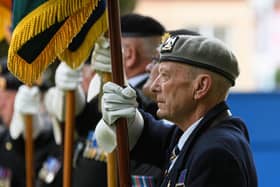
[8,0,108,84]
[59,0,107,68]
[0,0,12,42]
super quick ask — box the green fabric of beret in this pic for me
[160,35,239,86]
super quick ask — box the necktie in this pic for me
[162,145,181,186]
[170,145,180,161]
[167,145,180,172]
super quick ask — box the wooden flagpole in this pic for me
[102,72,118,187]
[24,114,34,187]
[107,0,131,186]
[63,90,75,187]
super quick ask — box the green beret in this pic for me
[160,35,239,86]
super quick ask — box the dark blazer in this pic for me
[132,102,258,187]
[0,128,25,187]
[0,127,61,187]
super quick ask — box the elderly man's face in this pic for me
[142,62,159,101]
[151,62,196,126]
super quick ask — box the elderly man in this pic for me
[95,35,258,187]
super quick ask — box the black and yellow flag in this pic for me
[8,0,108,84]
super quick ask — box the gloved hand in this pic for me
[45,62,86,123]
[44,86,85,144]
[10,85,44,139]
[87,36,112,102]
[95,82,144,153]
[91,36,112,73]
[55,61,83,91]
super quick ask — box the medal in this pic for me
[83,130,106,161]
[38,157,61,184]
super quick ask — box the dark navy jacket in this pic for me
[131,102,258,187]
[0,127,61,187]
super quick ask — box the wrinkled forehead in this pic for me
[158,61,191,74]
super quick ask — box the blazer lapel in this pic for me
[170,101,230,172]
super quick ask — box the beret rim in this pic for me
[160,56,236,86]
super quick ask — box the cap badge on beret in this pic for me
[161,32,171,44]
[161,36,179,52]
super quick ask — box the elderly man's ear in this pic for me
[193,74,212,100]
[123,45,137,68]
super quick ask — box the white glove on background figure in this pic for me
[55,61,83,90]
[95,82,144,153]
[44,62,86,144]
[91,36,112,73]
[87,73,102,103]
[87,36,112,102]
[47,62,86,122]
[87,35,128,102]
[10,85,44,139]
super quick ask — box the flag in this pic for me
[59,0,108,68]
[8,0,108,84]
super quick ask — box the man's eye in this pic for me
[160,73,169,81]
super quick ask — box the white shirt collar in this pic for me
[128,73,149,87]
[177,117,203,151]
[168,117,202,172]
[177,109,232,150]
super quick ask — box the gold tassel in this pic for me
[8,0,105,84]
[59,10,108,69]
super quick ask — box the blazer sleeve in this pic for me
[130,110,177,169]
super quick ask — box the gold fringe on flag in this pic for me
[8,0,107,84]
[59,11,108,69]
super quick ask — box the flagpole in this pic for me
[107,0,131,186]
[24,114,34,187]
[63,90,75,187]
[102,72,118,187]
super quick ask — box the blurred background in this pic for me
[3,0,280,92]
[133,0,280,92]
[1,0,280,186]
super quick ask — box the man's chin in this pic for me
[156,109,167,119]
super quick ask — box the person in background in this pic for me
[0,56,25,187]
[95,34,258,187]
[45,13,165,187]
[0,57,62,187]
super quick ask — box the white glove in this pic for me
[10,85,44,139]
[87,73,102,102]
[102,82,138,125]
[86,36,111,102]
[95,82,144,153]
[44,86,86,134]
[87,36,130,102]
[91,36,112,73]
[55,62,83,91]
[47,61,86,122]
